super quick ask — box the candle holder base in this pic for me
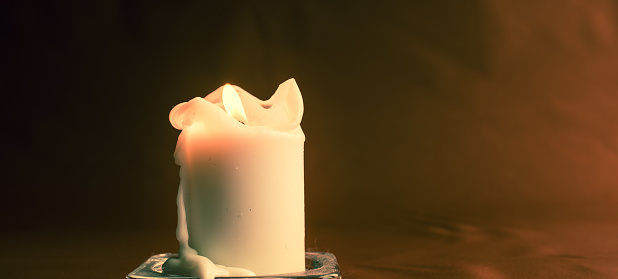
[127,252,341,279]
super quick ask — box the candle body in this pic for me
[180,128,305,275]
[169,79,306,277]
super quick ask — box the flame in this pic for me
[222,84,248,124]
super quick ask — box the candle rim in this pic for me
[170,78,304,132]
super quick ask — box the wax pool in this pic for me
[167,79,305,278]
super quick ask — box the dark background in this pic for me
[2,1,618,278]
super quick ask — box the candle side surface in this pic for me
[167,78,305,278]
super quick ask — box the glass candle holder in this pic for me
[127,252,341,279]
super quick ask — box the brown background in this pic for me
[2,1,618,278]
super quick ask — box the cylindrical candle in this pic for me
[168,79,305,277]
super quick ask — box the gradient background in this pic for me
[2,1,618,278]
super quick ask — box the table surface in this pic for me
[2,216,617,279]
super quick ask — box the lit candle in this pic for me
[165,79,305,278]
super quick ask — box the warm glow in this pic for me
[222,84,248,124]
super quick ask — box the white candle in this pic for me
[166,79,305,278]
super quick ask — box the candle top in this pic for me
[169,78,303,133]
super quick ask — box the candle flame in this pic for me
[222,84,248,124]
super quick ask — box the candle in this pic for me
[165,79,305,278]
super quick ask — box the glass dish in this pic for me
[127,252,341,279]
